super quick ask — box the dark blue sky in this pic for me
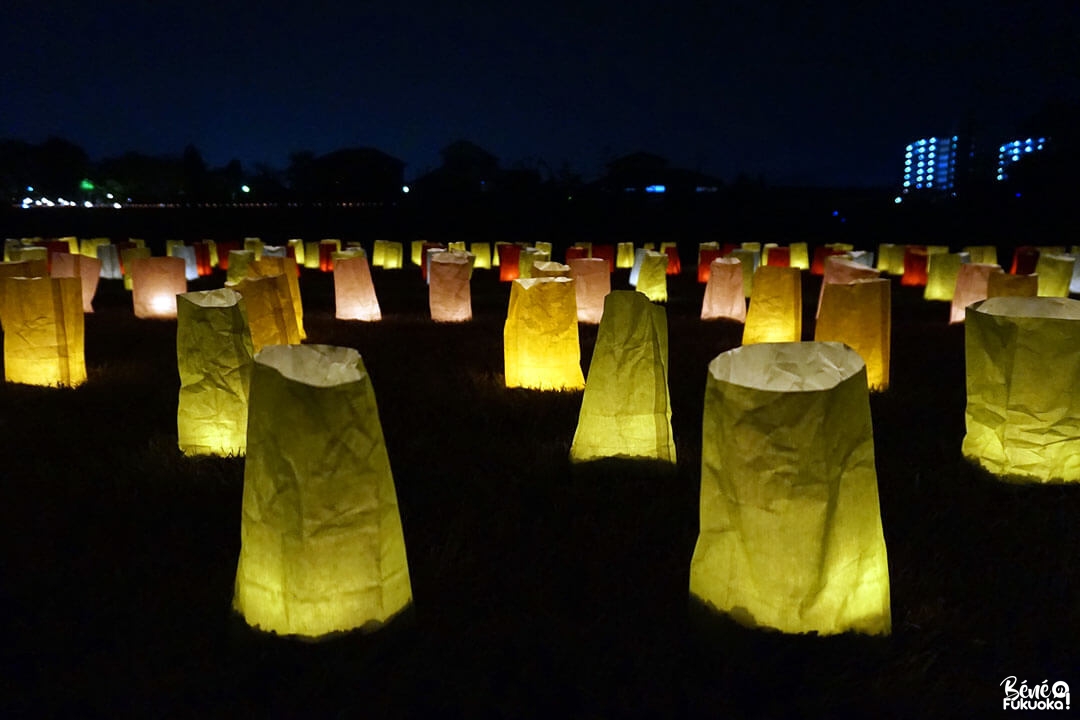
[2,0,1077,187]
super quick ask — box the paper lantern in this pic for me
[901,247,929,287]
[949,263,1003,324]
[169,244,199,281]
[120,247,151,291]
[131,257,187,319]
[79,237,110,258]
[333,254,382,321]
[96,244,122,280]
[44,241,71,273]
[815,278,891,391]
[371,240,388,267]
[0,277,86,387]
[635,251,669,302]
[573,241,593,257]
[470,242,492,269]
[234,275,301,351]
[287,239,305,268]
[697,249,723,283]
[518,248,548,279]
[616,242,635,269]
[592,244,616,273]
[662,245,681,275]
[9,246,47,264]
[194,242,213,276]
[690,341,891,635]
[50,253,101,313]
[498,243,522,282]
[1070,256,1080,295]
[849,250,875,268]
[1035,253,1075,297]
[303,241,321,269]
[533,261,570,279]
[504,277,585,390]
[742,265,801,345]
[811,246,848,275]
[788,242,809,270]
[741,241,762,253]
[987,271,1038,298]
[876,244,906,275]
[319,240,341,272]
[411,240,426,266]
[249,257,306,340]
[262,245,287,259]
[816,256,879,318]
[383,241,404,269]
[214,242,239,270]
[629,248,649,287]
[570,291,674,462]
[730,249,758,298]
[244,237,265,260]
[226,250,255,286]
[429,251,473,322]
[176,289,254,456]
[0,260,47,280]
[963,297,1080,482]
[234,344,413,637]
[1010,246,1039,275]
[568,257,611,324]
[534,241,553,256]
[165,239,185,257]
[765,246,790,267]
[564,246,587,263]
[923,252,968,301]
[700,258,746,322]
[963,246,998,266]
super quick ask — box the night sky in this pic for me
[3,1,1077,187]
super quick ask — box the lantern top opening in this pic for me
[255,344,367,388]
[179,288,243,309]
[513,277,574,290]
[975,296,1080,321]
[710,342,865,392]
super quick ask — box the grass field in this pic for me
[1,259,1077,717]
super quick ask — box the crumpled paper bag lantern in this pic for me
[815,278,891,391]
[382,241,404,269]
[470,242,492,269]
[234,275,301,351]
[635,251,669,302]
[701,258,746,322]
[963,297,1080,482]
[876,244,905,275]
[816,256,880,318]
[226,250,255,286]
[987,271,1038,298]
[788,242,809,270]
[564,246,588,262]
[1035,253,1075,297]
[410,240,426,266]
[334,254,382,321]
[742,265,801,345]
[518,248,549,279]
[371,240,388,267]
[176,289,254,456]
[533,261,571,279]
[303,241,321,269]
[498,243,522,282]
[662,245,681,275]
[50,252,101,313]
[568,258,610,324]
[262,245,287,259]
[234,344,413,636]
[429,251,473,322]
[924,251,968,301]
[690,341,891,635]
[950,263,1003,324]
[901,246,929,287]
[131,257,187,319]
[570,291,675,462]
[504,277,585,390]
[616,242,636,269]
[287,239,305,267]
[249,257,306,340]
[810,245,849,275]
[0,276,86,387]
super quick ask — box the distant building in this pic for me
[997,137,1048,181]
[901,136,962,195]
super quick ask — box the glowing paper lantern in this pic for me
[504,277,585,390]
[234,344,413,637]
[1070,256,1080,295]
[234,275,301,352]
[303,241,321,269]
[288,239,305,267]
[518,247,548,279]
[923,252,968,301]
[815,279,891,391]
[788,242,809,270]
[334,254,381,321]
[194,242,213,276]
[535,241,553,256]
[570,291,674,462]
[963,297,1080,482]
[901,247,929,287]
[170,244,199,281]
[690,341,891,635]
[262,245,287,259]
[987,271,1038,298]
[96,244,122,279]
[629,248,648,287]
[816,256,879,318]
[534,261,571,279]
[498,244,522,282]
[79,237,110,258]
[592,244,616,273]
[121,247,151,290]
[131,257,186,319]
[249,257,306,340]
[176,289,254,456]
[697,249,723,283]
[635,251,669,302]
[573,241,593,257]
[226,250,255,286]
[50,252,101,313]
[383,241,404,269]
[9,246,47,264]
[0,260,47,280]
[429,251,472,322]
[663,245,681,275]
[371,240,388,267]
[700,258,746,322]
[949,263,1003,324]
[411,240,426,266]
[1035,254,1075,297]
[616,242,636,269]
[564,246,587,263]
[244,237,265,260]
[811,246,848,275]
[215,242,240,270]
[876,244,905,275]
[963,246,998,266]
[742,265,801,345]
[470,242,492,269]
[44,241,71,273]
[765,246,790,267]
[319,240,341,272]
[1010,246,1039,275]
[0,276,86,387]
[741,241,762,254]
[568,257,611,324]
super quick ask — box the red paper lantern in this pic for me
[1010,246,1039,275]
[498,244,522,282]
[194,242,213,276]
[901,246,930,287]
[215,242,241,270]
[591,244,616,273]
[698,249,723,283]
[766,246,791,268]
[811,246,848,275]
[664,245,681,275]
[564,246,588,262]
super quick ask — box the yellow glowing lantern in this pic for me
[371,240,387,267]
[504,277,585,390]
[226,250,255,286]
[165,239,185,257]
[234,275,301,352]
[987,271,1038,298]
[518,247,548,279]
[429,251,472,322]
[410,240,425,266]
[470,242,492,269]
[534,241,553,256]
[334,254,381,321]
[79,237,110,258]
[303,241,321,269]
[743,265,802,345]
[382,241,404,269]
[50,253,101,313]
[963,246,998,266]
[249,257,306,340]
[57,236,78,253]
[701,257,746,322]
[690,341,891,635]
[176,289,254,456]
[635,251,669,302]
[964,297,1080,482]
[570,291,675,462]
[1035,253,1075,297]
[9,246,47,263]
[616,242,636,269]
[816,256,879,318]
[924,252,968,301]
[567,257,611,324]
[0,276,86,387]
[876,243,905,275]
[244,237,264,260]
[815,278,891,391]
[741,241,761,253]
[729,249,757,298]
[788,242,810,270]
[950,264,1003,324]
[130,238,146,248]
[233,344,413,637]
[287,239,305,267]
[130,257,187,319]
[0,260,47,279]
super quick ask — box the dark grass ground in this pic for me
[1,258,1078,718]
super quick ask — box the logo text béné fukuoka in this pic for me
[1002,676,1070,711]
